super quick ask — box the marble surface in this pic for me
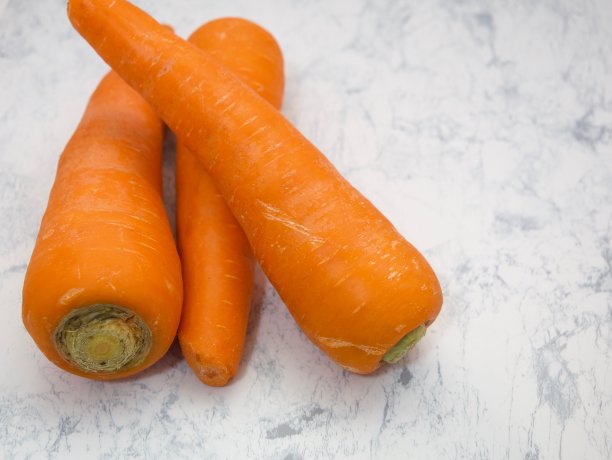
[1,0,611,458]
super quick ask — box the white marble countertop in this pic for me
[1,0,611,458]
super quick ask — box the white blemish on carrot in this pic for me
[213,92,231,107]
[256,199,324,244]
[316,248,341,266]
[316,336,385,356]
[332,273,351,288]
[261,140,285,155]
[157,61,173,77]
[247,125,268,139]
[41,228,54,240]
[135,241,160,253]
[240,115,259,127]
[127,213,151,224]
[115,247,145,257]
[58,288,85,306]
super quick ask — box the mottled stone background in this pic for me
[1,0,611,458]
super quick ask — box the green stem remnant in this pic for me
[382,325,427,364]
[54,304,152,374]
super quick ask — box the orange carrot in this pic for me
[22,71,182,380]
[68,0,443,374]
[176,18,284,386]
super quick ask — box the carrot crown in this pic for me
[54,304,152,373]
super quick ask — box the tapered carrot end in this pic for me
[196,363,232,387]
[180,340,234,387]
[188,17,285,110]
[67,0,113,24]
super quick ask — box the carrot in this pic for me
[176,18,284,386]
[22,71,182,380]
[67,0,443,374]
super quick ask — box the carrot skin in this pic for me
[68,0,443,374]
[177,148,254,386]
[22,71,182,380]
[177,18,285,386]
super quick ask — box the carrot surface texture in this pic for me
[22,71,183,380]
[68,0,443,374]
[177,18,284,386]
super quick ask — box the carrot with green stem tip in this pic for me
[177,18,284,386]
[22,71,182,379]
[68,0,443,374]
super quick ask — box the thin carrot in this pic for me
[176,18,284,386]
[68,0,443,374]
[22,71,182,380]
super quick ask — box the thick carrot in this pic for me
[176,18,284,386]
[22,71,182,380]
[68,0,443,374]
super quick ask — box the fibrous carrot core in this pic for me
[382,325,427,364]
[54,304,152,373]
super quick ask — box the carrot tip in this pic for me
[54,304,152,374]
[382,325,427,365]
[196,363,231,387]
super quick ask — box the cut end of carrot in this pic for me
[382,325,427,365]
[54,304,152,374]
